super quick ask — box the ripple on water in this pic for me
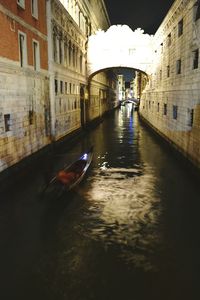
[80,165,163,271]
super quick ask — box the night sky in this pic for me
[105,0,175,34]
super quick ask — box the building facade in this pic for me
[134,71,148,100]
[0,0,118,175]
[47,0,117,141]
[0,0,50,173]
[139,0,200,168]
[118,74,125,101]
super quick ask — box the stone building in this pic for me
[47,0,116,142]
[0,0,118,175]
[117,74,125,101]
[139,0,200,168]
[0,0,50,173]
[134,71,148,100]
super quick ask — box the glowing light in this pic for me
[87,25,154,77]
[82,153,88,160]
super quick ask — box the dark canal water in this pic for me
[1,104,200,300]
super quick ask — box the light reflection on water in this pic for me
[1,107,200,300]
[35,107,200,299]
[78,164,162,271]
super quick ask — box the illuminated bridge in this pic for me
[87,25,155,78]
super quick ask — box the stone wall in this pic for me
[0,1,50,173]
[89,71,118,122]
[139,0,200,168]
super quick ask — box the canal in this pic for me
[0,104,200,300]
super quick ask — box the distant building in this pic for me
[134,71,148,100]
[118,74,125,100]
[130,78,135,98]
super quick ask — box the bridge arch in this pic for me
[87,25,155,78]
[88,66,149,82]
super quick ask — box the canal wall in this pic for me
[139,0,200,169]
[0,105,119,191]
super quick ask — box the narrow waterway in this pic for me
[1,104,200,300]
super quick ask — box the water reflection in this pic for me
[1,106,200,300]
[80,164,161,271]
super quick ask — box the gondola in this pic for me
[41,146,93,198]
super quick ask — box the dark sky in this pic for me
[105,0,175,34]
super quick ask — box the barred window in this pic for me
[176,59,182,74]
[167,65,170,77]
[187,108,194,127]
[60,81,63,94]
[193,49,199,69]
[164,103,167,115]
[193,1,200,21]
[55,79,58,95]
[4,114,11,132]
[178,19,183,37]
[173,105,178,120]
[29,110,34,125]
[167,33,172,46]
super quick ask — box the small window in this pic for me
[18,31,27,67]
[167,65,170,77]
[167,33,172,46]
[60,81,63,94]
[69,83,72,94]
[178,19,183,37]
[193,2,200,21]
[29,110,34,125]
[17,0,25,9]
[173,105,178,119]
[33,40,40,71]
[157,102,160,112]
[31,0,38,19]
[176,59,182,74]
[187,108,194,127]
[80,54,83,73]
[160,70,162,80]
[55,79,58,95]
[4,114,11,132]
[193,49,199,69]
[164,103,167,115]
